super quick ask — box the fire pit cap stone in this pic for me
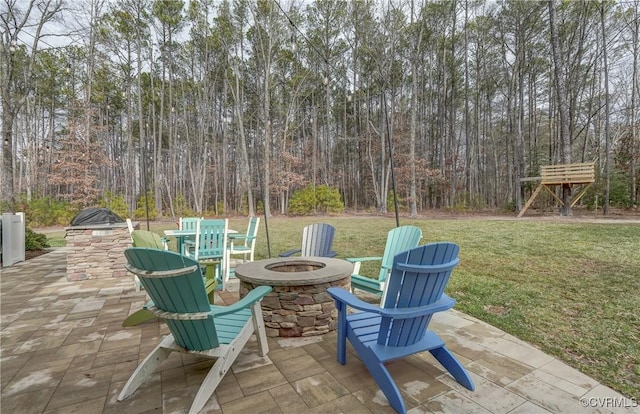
[235,257,353,286]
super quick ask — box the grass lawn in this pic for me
[43,215,640,398]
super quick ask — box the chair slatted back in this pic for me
[131,230,165,249]
[179,217,201,231]
[377,226,423,282]
[380,242,460,347]
[243,217,260,249]
[124,248,219,351]
[301,223,335,257]
[195,219,228,261]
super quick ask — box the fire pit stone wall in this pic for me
[236,257,353,337]
[239,277,351,337]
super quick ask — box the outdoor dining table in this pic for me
[164,228,237,255]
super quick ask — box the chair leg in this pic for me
[335,302,348,365]
[118,336,174,401]
[250,301,269,356]
[430,346,475,391]
[122,309,155,327]
[189,326,253,414]
[203,263,218,303]
[359,350,406,414]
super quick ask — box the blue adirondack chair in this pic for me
[349,225,422,299]
[118,247,272,414]
[328,243,475,414]
[279,223,337,257]
[225,216,260,281]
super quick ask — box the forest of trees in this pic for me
[1,0,639,221]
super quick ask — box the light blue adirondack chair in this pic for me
[328,243,475,414]
[184,219,228,291]
[225,216,260,281]
[349,225,422,299]
[279,223,337,257]
[118,247,272,414]
[177,216,202,254]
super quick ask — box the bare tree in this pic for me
[601,3,611,215]
[548,0,572,215]
[1,0,64,205]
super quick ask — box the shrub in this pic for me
[134,192,157,220]
[25,228,50,251]
[23,196,76,227]
[386,190,405,212]
[100,192,129,218]
[582,169,632,209]
[174,194,195,217]
[288,184,344,215]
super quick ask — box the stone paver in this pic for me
[1,248,638,413]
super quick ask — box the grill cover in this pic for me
[70,208,124,226]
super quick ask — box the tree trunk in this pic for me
[601,4,611,215]
[548,0,572,215]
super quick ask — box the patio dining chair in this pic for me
[225,216,260,282]
[184,218,228,293]
[177,217,202,254]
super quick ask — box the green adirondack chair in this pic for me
[349,225,422,300]
[131,229,165,249]
[122,229,219,327]
[118,247,272,414]
[128,230,166,294]
[328,243,474,413]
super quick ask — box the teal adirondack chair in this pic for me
[349,225,422,299]
[328,243,475,414]
[279,223,337,258]
[118,248,272,414]
[225,216,260,282]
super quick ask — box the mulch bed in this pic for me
[25,250,49,260]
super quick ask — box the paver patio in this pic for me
[1,248,638,413]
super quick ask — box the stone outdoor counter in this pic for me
[235,257,353,337]
[65,223,134,281]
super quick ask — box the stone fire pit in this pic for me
[235,257,353,337]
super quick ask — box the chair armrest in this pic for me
[228,233,248,240]
[279,249,301,257]
[346,256,382,274]
[327,287,384,313]
[210,286,273,317]
[346,256,383,263]
[327,287,456,319]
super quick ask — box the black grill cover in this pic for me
[70,208,124,226]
